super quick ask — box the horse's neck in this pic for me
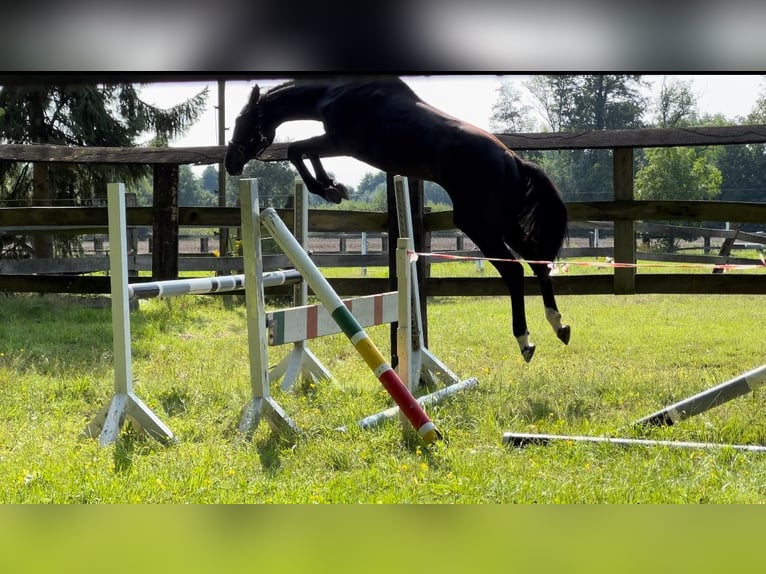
[261,83,328,128]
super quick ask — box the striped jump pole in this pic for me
[128,269,302,300]
[503,432,766,453]
[259,207,442,444]
[267,291,399,346]
[635,364,766,427]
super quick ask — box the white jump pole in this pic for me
[635,364,766,427]
[128,269,301,300]
[503,432,766,453]
[84,183,175,446]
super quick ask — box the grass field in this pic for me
[1,262,765,503]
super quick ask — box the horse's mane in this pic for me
[261,80,297,101]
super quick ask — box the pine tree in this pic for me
[0,82,208,257]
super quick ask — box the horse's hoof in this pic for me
[521,344,536,363]
[325,183,349,204]
[557,325,571,345]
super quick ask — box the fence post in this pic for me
[386,172,399,367]
[613,147,636,294]
[152,164,179,280]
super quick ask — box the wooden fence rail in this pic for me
[2,123,766,295]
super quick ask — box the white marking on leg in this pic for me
[516,332,530,352]
[545,307,562,332]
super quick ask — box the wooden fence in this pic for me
[2,124,766,296]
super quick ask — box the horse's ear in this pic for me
[248,84,261,105]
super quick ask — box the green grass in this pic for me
[1,283,765,503]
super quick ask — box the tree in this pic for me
[179,165,216,206]
[526,75,646,131]
[518,75,648,201]
[0,82,208,257]
[745,77,766,123]
[655,77,697,128]
[355,171,386,201]
[199,165,219,195]
[636,147,722,202]
[635,77,722,250]
[225,160,297,208]
[489,81,536,133]
[708,81,766,228]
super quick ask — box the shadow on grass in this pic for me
[111,423,169,474]
[112,425,145,474]
[255,433,288,476]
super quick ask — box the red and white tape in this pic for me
[407,250,766,272]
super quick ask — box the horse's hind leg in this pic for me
[531,262,570,345]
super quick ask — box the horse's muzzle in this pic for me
[224,143,246,176]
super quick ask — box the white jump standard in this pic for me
[88,181,301,446]
[84,183,176,446]
[92,178,475,446]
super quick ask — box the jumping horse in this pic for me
[225,77,570,362]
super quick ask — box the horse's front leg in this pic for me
[286,136,349,204]
[530,262,570,345]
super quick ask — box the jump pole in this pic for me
[503,432,766,453]
[128,269,301,300]
[259,206,442,444]
[84,183,175,446]
[342,176,479,433]
[635,364,766,427]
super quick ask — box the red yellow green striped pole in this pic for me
[259,207,441,444]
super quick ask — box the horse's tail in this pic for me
[514,157,569,262]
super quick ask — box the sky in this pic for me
[138,74,765,188]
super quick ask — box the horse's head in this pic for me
[225,85,274,176]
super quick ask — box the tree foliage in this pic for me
[0,83,208,204]
[519,75,649,201]
[224,160,297,208]
[0,82,208,257]
[525,75,647,131]
[635,77,721,204]
[489,82,535,133]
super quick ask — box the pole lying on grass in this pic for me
[635,364,766,427]
[259,206,442,444]
[503,432,766,453]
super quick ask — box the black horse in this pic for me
[225,78,570,362]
